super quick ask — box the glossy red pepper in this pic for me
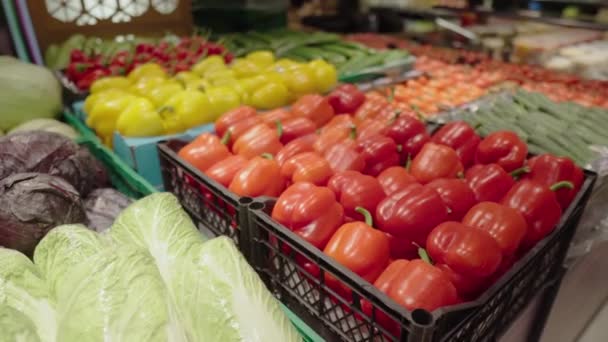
[276,134,317,167]
[259,108,292,125]
[357,135,400,176]
[426,179,477,221]
[324,208,391,297]
[357,119,387,141]
[323,141,366,173]
[228,154,286,197]
[205,155,248,187]
[275,117,316,145]
[523,154,584,209]
[223,115,264,145]
[475,131,528,172]
[382,115,430,159]
[272,182,344,250]
[462,202,528,256]
[314,124,357,153]
[427,221,502,278]
[327,171,385,220]
[281,152,333,186]
[215,106,257,138]
[371,259,459,312]
[327,84,366,114]
[501,180,572,249]
[436,264,488,300]
[178,133,230,172]
[431,121,481,168]
[232,123,283,159]
[377,165,417,196]
[322,114,356,132]
[354,93,388,122]
[410,143,463,184]
[375,183,448,244]
[465,164,520,202]
[291,94,335,128]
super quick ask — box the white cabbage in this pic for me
[0,305,41,342]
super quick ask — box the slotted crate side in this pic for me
[157,140,253,254]
[246,171,597,342]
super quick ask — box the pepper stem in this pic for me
[510,166,530,180]
[413,242,433,265]
[405,154,412,172]
[220,130,231,145]
[349,125,357,140]
[473,122,483,130]
[275,120,283,138]
[355,207,373,227]
[389,110,401,125]
[261,153,274,160]
[550,181,574,191]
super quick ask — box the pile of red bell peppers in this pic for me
[177,83,584,332]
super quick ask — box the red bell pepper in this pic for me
[501,180,573,249]
[275,117,316,144]
[386,234,418,260]
[205,155,248,187]
[475,131,528,172]
[178,133,231,172]
[357,119,387,141]
[324,208,391,296]
[375,183,448,245]
[523,154,584,209]
[436,264,488,300]
[465,163,522,202]
[431,121,481,168]
[327,84,366,114]
[426,178,477,221]
[222,115,264,146]
[427,221,503,278]
[313,124,356,153]
[371,259,459,312]
[354,92,388,122]
[272,182,344,250]
[377,165,417,196]
[259,108,292,125]
[357,135,400,176]
[215,105,257,138]
[382,115,430,159]
[323,141,366,173]
[291,94,335,128]
[327,171,385,220]
[410,143,463,184]
[276,134,317,167]
[322,114,356,132]
[232,123,283,159]
[228,154,286,197]
[462,202,528,256]
[281,152,333,186]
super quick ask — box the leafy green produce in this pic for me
[0,248,56,342]
[0,57,62,131]
[0,306,41,342]
[9,119,79,140]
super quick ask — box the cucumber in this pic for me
[286,46,347,64]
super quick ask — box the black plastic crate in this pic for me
[157,140,254,256]
[245,170,597,342]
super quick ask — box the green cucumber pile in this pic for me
[220,29,412,77]
[459,90,608,166]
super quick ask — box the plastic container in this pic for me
[245,170,596,341]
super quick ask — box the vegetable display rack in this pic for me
[158,140,254,256]
[245,171,596,342]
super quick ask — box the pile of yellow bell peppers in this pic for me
[83,51,338,145]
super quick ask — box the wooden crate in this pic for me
[27,0,193,50]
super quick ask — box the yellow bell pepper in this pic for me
[128,77,167,97]
[192,55,226,76]
[282,66,317,97]
[309,59,338,93]
[205,69,236,83]
[127,63,167,83]
[147,82,184,108]
[174,71,200,85]
[86,93,135,129]
[90,76,131,93]
[185,78,212,92]
[83,88,126,114]
[116,98,164,137]
[231,59,262,78]
[269,58,303,73]
[161,90,215,134]
[206,86,242,119]
[246,50,275,68]
[249,81,290,110]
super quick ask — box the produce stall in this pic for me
[2,1,608,342]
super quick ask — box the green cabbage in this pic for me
[0,248,56,342]
[0,57,62,131]
[171,237,302,342]
[56,247,182,342]
[9,119,79,140]
[0,305,41,342]
[110,192,205,280]
[33,224,107,299]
